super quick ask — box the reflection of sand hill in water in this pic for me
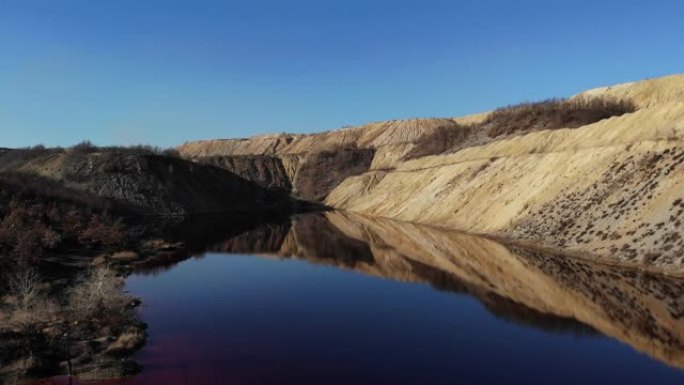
[207,211,684,369]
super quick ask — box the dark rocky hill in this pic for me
[0,149,303,215]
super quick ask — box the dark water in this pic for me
[107,212,684,385]
[25,212,683,385]
[120,254,684,385]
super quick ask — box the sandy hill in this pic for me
[178,118,467,200]
[178,117,462,157]
[180,74,684,273]
[575,74,684,108]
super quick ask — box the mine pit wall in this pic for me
[192,155,295,192]
[326,102,684,274]
[188,149,376,203]
[291,148,375,202]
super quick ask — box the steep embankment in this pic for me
[192,155,293,192]
[1,150,295,215]
[327,76,684,273]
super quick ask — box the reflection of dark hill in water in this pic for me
[206,214,374,266]
[128,210,294,275]
[131,211,684,369]
[290,214,375,265]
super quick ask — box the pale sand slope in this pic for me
[178,117,462,158]
[327,75,684,273]
[575,74,684,109]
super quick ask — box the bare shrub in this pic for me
[0,200,61,264]
[7,268,42,313]
[69,140,98,155]
[3,268,59,328]
[483,97,636,138]
[68,266,129,320]
[68,141,180,158]
[78,215,125,247]
[294,148,375,201]
[0,192,128,264]
[403,97,636,160]
[404,123,476,160]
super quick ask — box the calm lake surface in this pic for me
[109,212,684,385]
[13,211,675,385]
[120,254,683,385]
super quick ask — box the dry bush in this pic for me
[0,266,134,332]
[404,123,476,160]
[0,193,127,265]
[294,148,375,201]
[0,200,61,264]
[68,141,179,158]
[0,172,103,211]
[69,140,98,154]
[68,266,129,321]
[78,215,125,247]
[7,268,42,313]
[483,97,636,138]
[3,268,59,328]
[100,144,180,157]
[403,97,636,160]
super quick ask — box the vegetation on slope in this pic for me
[0,142,180,172]
[404,97,636,160]
[483,97,637,137]
[0,265,144,381]
[192,155,293,192]
[0,173,129,265]
[402,123,478,160]
[294,147,376,201]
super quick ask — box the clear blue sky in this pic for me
[1,0,683,148]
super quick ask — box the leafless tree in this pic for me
[7,268,42,313]
[68,265,128,319]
